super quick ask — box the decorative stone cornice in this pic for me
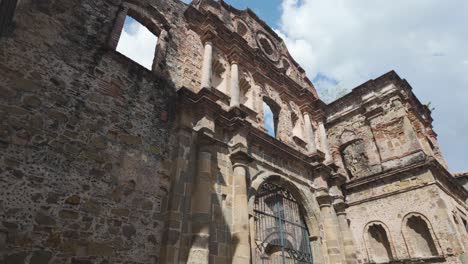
[230,143,253,166]
[330,173,347,186]
[228,45,244,64]
[178,86,337,182]
[184,5,318,105]
[332,199,347,215]
[345,156,468,207]
[325,71,434,128]
[200,21,217,44]
[197,127,216,144]
[316,189,333,208]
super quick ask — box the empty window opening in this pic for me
[406,216,438,257]
[116,16,158,70]
[367,224,393,263]
[263,99,279,138]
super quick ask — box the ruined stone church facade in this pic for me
[1,0,467,263]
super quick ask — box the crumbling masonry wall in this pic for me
[0,0,197,262]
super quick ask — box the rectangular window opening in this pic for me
[263,101,277,138]
[116,15,158,70]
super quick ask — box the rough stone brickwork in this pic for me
[1,0,467,264]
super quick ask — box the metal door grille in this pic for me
[254,182,313,264]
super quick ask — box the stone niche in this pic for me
[339,130,377,179]
[341,139,373,179]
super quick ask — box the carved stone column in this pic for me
[333,198,358,264]
[200,40,213,89]
[230,145,253,264]
[318,120,332,163]
[188,135,214,263]
[303,111,317,153]
[316,189,343,264]
[230,61,240,108]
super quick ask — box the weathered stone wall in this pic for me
[327,80,440,180]
[327,72,468,263]
[347,173,466,264]
[0,0,195,262]
[1,0,466,264]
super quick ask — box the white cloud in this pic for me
[277,0,468,172]
[116,16,158,70]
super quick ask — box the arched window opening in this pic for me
[212,58,228,93]
[263,99,279,138]
[405,215,438,258]
[254,182,313,263]
[367,224,393,263]
[116,15,159,70]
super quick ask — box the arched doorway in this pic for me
[253,182,313,263]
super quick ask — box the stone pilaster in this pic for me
[318,120,332,163]
[230,144,253,264]
[160,127,193,264]
[316,189,343,264]
[333,198,358,264]
[188,133,215,263]
[303,111,318,154]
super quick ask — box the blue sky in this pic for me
[116,16,158,70]
[121,0,468,173]
[263,102,276,137]
[182,0,282,27]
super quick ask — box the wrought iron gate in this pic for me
[254,182,313,264]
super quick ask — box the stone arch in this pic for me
[248,172,323,263]
[363,222,395,263]
[340,130,358,145]
[402,213,441,258]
